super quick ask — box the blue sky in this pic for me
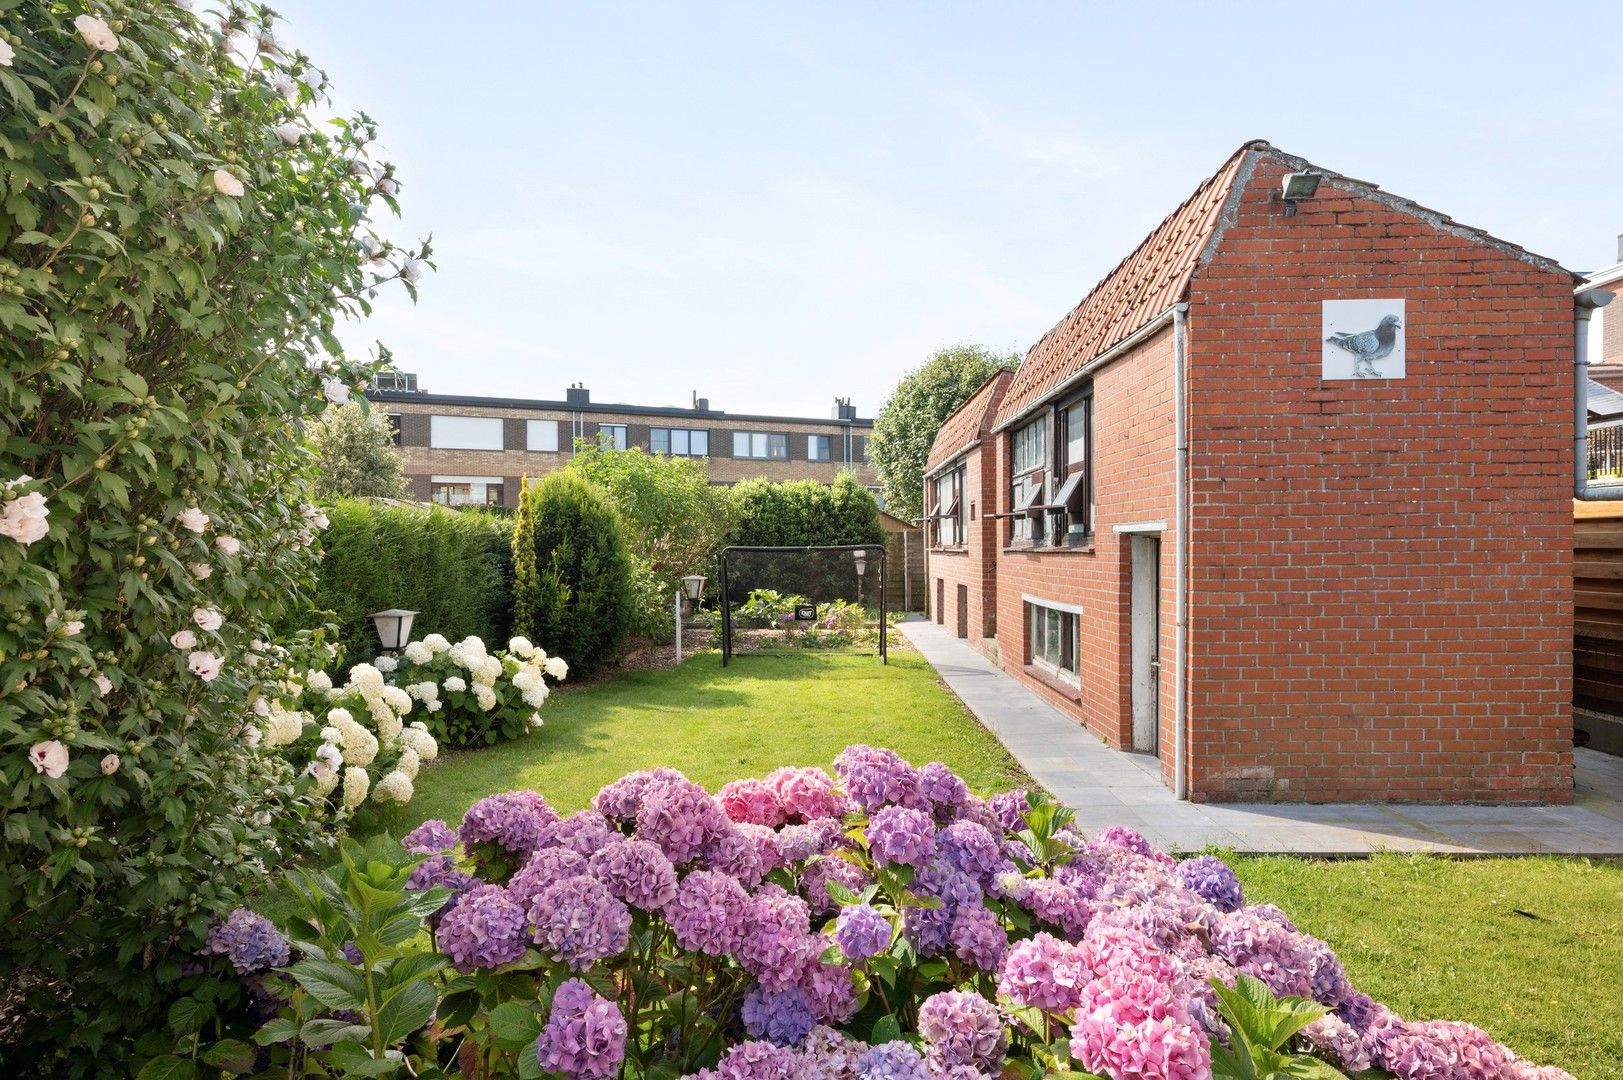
[273,1,1623,419]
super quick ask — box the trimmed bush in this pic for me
[311,500,512,667]
[729,471,886,548]
[511,473,634,679]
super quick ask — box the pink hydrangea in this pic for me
[666,870,751,956]
[636,774,729,865]
[718,777,787,827]
[764,765,844,821]
[866,805,936,867]
[917,990,1006,1072]
[997,932,1089,1012]
[736,887,817,991]
[834,744,921,811]
[589,837,678,910]
[529,875,631,970]
[538,978,627,1079]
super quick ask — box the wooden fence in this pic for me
[1575,499,1623,715]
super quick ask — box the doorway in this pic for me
[1129,535,1160,754]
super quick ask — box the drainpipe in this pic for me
[1173,303,1190,800]
[1575,289,1620,500]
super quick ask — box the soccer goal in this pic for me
[717,544,888,665]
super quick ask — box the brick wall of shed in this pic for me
[926,438,1003,658]
[992,330,1178,763]
[1182,158,1575,803]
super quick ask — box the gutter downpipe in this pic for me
[1173,303,1190,800]
[1575,288,1620,500]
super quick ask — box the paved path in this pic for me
[899,619,1623,856]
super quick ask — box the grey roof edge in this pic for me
[365,389,873,427]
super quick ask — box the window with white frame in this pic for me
[597,424,628,450]
[732,431,787,459]
[1009,415,1047,542]
[431,475,505,507]
[808,434,832,461]
[931,465,965,547]
[651,428,709,457]
[1026,598,1080,682]
[429,415,503,451]
[1054,391,1092,538]
[527,419,560,452]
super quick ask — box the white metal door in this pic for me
[1130,535,1160,753]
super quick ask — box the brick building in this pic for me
[925,139,1580,804]
[925,370,1010,651]
[367,379,878,508]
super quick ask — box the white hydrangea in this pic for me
[373,654,398,673]
[406,682,439,704]
[403,640,433,665]
[320,725,342,744]
[327,707,353,725]
[528,712,544,728]
[422,633,450,654]
[342,766,370,807]
[544,656,568,681]
[443,676,467,693]
[381,685,412,714]
[376,711,402,745]
[348,663,386,695]
[264,709,305,747]
[372,770,414,805]
[508,636,535,658]
[472,655,503,688]
[473,684,497,712]
[310,763,339,797]
[307,670,333,692]
[315,743,342,770]
[336,718,378,767]
[401,722,439,762]
[396,747,421,779]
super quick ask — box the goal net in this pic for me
[717,544,888,665]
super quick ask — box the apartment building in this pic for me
[366,377,878,508]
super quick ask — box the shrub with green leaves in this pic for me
[511,472,634,680]
[0,4,425,1068]
[729,471,886,549]
[310,499,512,668]
[307,401,408,502]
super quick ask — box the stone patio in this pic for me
[899,618,1623,856]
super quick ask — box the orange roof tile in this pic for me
[927,370,1011,471]
[991,141,1259,428]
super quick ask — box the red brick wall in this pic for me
[992,330,1179,772]
[926,435,1003,659]
[1182,158,1575,803]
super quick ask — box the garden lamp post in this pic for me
[852,549,868,598]
[676,575,705,663]
[369,608,417,657]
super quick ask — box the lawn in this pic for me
[1231,853,1623,1079]
[378,648,1031,829]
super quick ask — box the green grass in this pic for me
[376,648,1030,829]
[1231,853,1623,1079]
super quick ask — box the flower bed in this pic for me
[166,747,1573,1079]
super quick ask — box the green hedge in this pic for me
[312,500,513,666]
[729,471,885,547]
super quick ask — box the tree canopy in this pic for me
[309,402,409,501]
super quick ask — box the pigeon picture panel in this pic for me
[1322,298,1405,381]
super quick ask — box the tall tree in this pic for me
[309,403,409,501]
[869,344,1021,519]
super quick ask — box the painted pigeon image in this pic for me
[1326,314,1402,378]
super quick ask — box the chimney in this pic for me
[565,383,590,406]
[692,391,710,412]
[1616,233,1622,263]
[832,397,857,421]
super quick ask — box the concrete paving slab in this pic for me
[899,618,1623,856]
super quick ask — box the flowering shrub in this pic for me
[0,3,427,1068]
[394,633,568,748]
[175,746,1573,1080]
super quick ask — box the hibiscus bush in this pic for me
[0,3,426,1068]
[158,747,1572,1080]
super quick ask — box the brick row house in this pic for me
[925,139,1584,804]
[366,380,879,508]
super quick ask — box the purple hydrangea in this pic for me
[1210,909,1345,1003]
[701,826,767,887]
[835,903,891,961]
[202,908,290,975]
[667,869,751,955]
[799,956,859,1025]
[987,789,1030,832]
[589,837,679,910]
[835,745,922,812]
[710,1040,797,1079]
[1302,1014,1372,1073]
[917,761,969,815]
[904,861,982,956]
[855,1040,930,1080]
[917,990,1006,1072]
[734,821,788,875]
[997,931,1088,1012]
[402,818,457,855]
[775,819,844,864]
[741,984,816,1047]
[1087,825,1155,859]
[1022,878,1095,939]
[530,875,632,970]
[460,790,557,862]
[636,774,729,865]
[435,883,528,972]
[543,809,619,857]
[866,805,936,867]
[1054,856,1104,899]
[736,887,818,990]
[936,820,1004,887]
[948,903,1008,971]
[508,847,590,903]
[800,855,874,917]
[537,977,627,1079]
[1176,854,1244,913]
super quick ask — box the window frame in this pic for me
[596,424,628,451]
[733,431,789,459]
[1025,597,1080,684]
[651,427,710,457]
[808,434,832,462]
[930,464,966,548]
[429,475,505,508]
[1008,415,1047,543]
[526,419,560,453]
[429,414,503,451]
[1053,389,1093,542]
